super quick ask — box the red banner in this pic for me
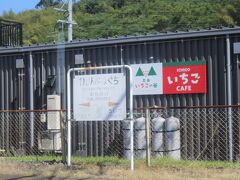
[163,61,207,94]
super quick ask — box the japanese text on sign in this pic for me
[73,73,126,121]
[131,63,163,95]
[131,61,207,95]
[163,61,207,94]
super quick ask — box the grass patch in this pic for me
[72,156,128,166]
[3,155,62,163]
[152,157,240,169]
[2,155,128,166]
[3,155,240,169]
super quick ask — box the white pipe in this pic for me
[66,65,134,170]
[29,52,34,148]
[145,108,151,167]
[127,66,134,171]
[67,68,73,166]
[226,35,233,161]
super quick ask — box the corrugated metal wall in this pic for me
[1,35,240,110]
[0,30,240,157]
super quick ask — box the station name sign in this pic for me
[73,73,126,121]
[131,60,207,95]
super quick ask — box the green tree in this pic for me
[35,0,62,8]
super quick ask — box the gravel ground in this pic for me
[1,160,240,180]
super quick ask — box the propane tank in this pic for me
[166,116,181,160]
[135,117,146,159]
[152,117,165,157]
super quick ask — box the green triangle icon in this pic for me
[136,67,144,76]
[148,66,157,76]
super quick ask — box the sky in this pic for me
[0,0,39,15]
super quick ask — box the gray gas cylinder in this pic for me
[135,117,146,159]
[123,120,131,159]
[166,116,181,160]
[152,117,165,157]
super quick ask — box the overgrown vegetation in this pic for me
[4,155,128,166]
[1,0,240,44]
[3,155,240,169]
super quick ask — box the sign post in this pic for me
[67,65,134,171]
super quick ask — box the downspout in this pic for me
[226,34,233,161]
[29,52,34,148]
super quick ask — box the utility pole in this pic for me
[55,0,76,42]
[68,0,73,42]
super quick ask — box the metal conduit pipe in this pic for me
[29,52,34,148]
[226,35,233,161]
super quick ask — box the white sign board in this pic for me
[234,42,240,54]
[131,63,163,95]
[73,73,126,121]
